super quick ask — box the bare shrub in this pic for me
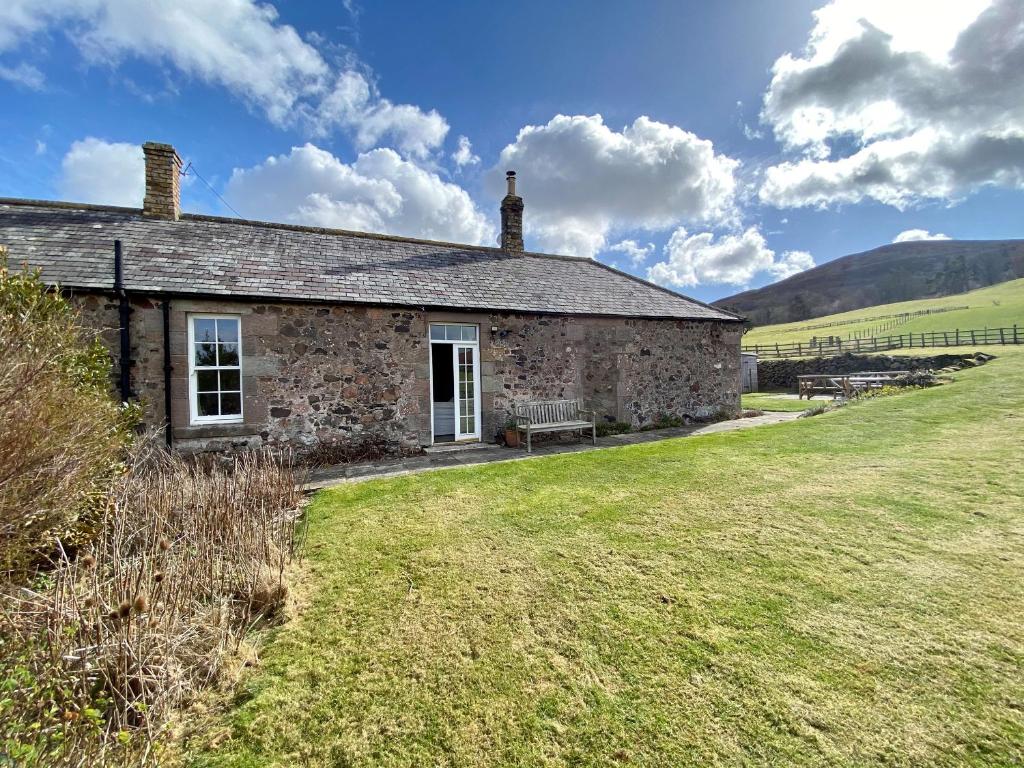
[303,432,421,467]
[0,248,132,579]
[0,438,305,765]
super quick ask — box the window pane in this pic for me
[462,325,477,341]
[219,369,240,391]
[220,393,241,416]
[430,326,444,340]
[196,370,218,392]
[193,319,216,343]
[197,393,219,416]
[216,318,239,343]
[195,343,217,366]
[219,343,239,366]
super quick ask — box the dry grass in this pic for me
[0,441,305,765]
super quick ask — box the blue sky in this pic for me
[1,0,1022,303]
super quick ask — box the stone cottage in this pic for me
[0,141,743,454]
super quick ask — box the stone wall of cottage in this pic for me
[71,292,740,455]
[485,314,741,432]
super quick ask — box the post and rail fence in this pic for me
[744,325,1022,359]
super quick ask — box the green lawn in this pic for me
[743,277,1024,347]
[741,392,819,412]
[185,350,1024,767]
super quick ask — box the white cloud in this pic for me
[224,143,495,245]
[607,239,654,266]
[768,249,816,280]
[35,140,46,155]
[759,0,1024,209]
[311,71,448,158]
[893,228,952,242]
[0,1,447,158]
[59,138,144,207]
[0,62,44,89]
[489,114,739,258]
[452,135,480,168]
[0,0,328,125]
[647,227,815,288]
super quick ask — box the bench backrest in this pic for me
[514,399,582,425]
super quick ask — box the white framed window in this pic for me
[188,314,242,424]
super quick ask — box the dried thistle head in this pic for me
[148,617,159,629]
[107,610,119,622]
[80,553,96,568]
[133,593,149,614]
[83,596,97,609]
[158,536,171,551]
[118,600,132,618]
[153,571,164,583]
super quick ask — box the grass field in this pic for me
[184,349,1024,767]
[741,392,818,412]
[743,278,1024,347]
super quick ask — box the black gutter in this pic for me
[113,240,134,402]
[161,299,173,449]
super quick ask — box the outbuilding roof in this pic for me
[0,199,739,321]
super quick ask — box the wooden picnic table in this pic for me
[798,371,910,399]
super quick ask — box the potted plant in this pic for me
[503,415,521,448]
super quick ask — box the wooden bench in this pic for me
[512,399,596,453]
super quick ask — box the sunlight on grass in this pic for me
[183,349,1024,767]
[741,391,818,412]
[743,277,1024,346]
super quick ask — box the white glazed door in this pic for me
[453,344,480,440]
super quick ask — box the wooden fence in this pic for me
[744,325,1022,359]
[779,305,969,335]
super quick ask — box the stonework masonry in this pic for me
[72,292,741,455]
[142,142,182,220]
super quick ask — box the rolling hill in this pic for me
[741,277,1024,347]
[715,240,1024,326]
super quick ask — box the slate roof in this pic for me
[0,199,739,321]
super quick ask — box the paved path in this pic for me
[305,411,801,491]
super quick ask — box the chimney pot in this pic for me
[500,169,524,253]
[142,142,182,220]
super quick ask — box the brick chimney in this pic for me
[500,170,524,252]
[142,142,182,220]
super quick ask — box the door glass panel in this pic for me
[457,346,476,436]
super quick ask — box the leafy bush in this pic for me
[0,248,135,580]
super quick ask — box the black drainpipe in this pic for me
[162,299,174,449]
[113,240,133,402]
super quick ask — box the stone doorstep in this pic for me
[304,411,801,492]
[423,441,494,454]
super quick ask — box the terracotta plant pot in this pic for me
[504,428,521,448]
